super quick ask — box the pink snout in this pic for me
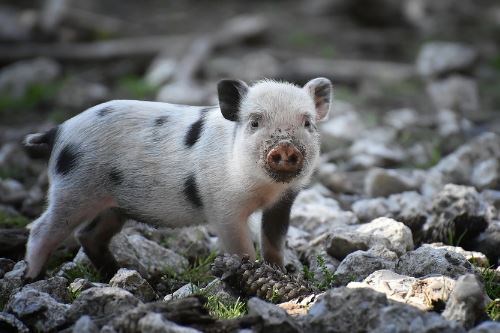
[266,143,304,173]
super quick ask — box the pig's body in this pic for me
[24,78,332,280]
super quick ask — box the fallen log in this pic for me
[0,35,188,62]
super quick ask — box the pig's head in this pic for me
[218,78,332,185]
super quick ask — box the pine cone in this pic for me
[211,254,315,303]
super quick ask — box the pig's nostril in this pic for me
[288,154,298,164]
[272,154,281,163]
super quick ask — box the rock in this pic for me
[108,297,211,333]
[156,81,210,106]
[0,260,27,307]
[74,230,189,280]
[163,283,197,302]
[334,250,396,285]
[442,274,490,329]
[468,321,500,333]
[307,286,465,333]
[69,278,108,296]
[384,108,420,130]
[278,293,322,316]
[428,76,479,116]
[0,227,29,261]
[356,217,414,256]
[56,78,109,109]
[0,57,61,98]
[395,245,476,278]
[427,243,489,267]
[247,297,301,333]
[424,184,491,247]
[416,42,478,78]
[473,221,500,265]
[436,108,472,137]
[20,183,46,218]
[24,276,71,303]
[347,269,456,311]
[161,226,214,260]
[364,168,424,197]
[326,231,370,261]
[207,52,279,82]
[199,278,240,307]
[307,287,389,332]
[422,132,500,196]
[366,304,466,333]
[110,269,157,302]
[291,187,358,236]
[145,56,177,87]
[348,139,407,169]
[320,109,365,144]
[404,0,478,34]
[137,312,202,333]
[6,288,69,332]
[73,315,99,333]
[471,159,499,190]
[0,311,30,333]
[318,169,366,195]
[0,6,33,42]
[0,258,15,278]
[0,179,27,205]
[67,287,142,327]
[352,191,428,238]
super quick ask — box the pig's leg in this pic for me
[213,214,256,261]
[76,208,125,280]
[25,201,99,279]
[260,192,297,268]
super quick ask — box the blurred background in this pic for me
[1,0,500,260]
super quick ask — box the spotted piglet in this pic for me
[23,78,332,280]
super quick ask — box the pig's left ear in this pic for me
[304,77,332,122]
[218,79,249,121]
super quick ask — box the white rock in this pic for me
[347,269,456,311]
[163,283,197,302]
[356,217,414,256]
[138,313,202,333]
[428,76,479,116]
[471,159,499,190]
[0,57,61,98]
[416,42,477,78]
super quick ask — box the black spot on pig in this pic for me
[154,116,168,126]
[97,106,114,117]
[185,115,205,147]
[56,144,81,175]
[184,174,203,207]
[109,168,123,185]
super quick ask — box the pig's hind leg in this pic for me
[25,196,105,280]
[76,208,125,280]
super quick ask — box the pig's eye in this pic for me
[251,120,259,128]
[304,119,311,128]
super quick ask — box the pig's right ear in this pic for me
[217,79,249,121]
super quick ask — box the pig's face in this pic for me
[218,78,332,184]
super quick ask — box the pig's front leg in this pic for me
[261,192,297,268]
[213,213,256,261]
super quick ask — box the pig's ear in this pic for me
[304,77,332,122]
[218,79,249,121]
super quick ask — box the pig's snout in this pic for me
[266,143,303,173]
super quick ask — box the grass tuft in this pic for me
[0,210,30,228]
[480,267,500,321]
[205,295,247,319]
[303,255,337,291]
[62,263,101,283]
[162,252,217,292]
